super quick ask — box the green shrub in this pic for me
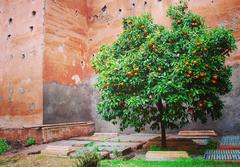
[73,146,99,158]
[75,151,101,167]
[84,141,95,147]
[206,140,219,149]
[25,137,36,146]
[0,139,10,155]
[188,149,205,155]
[112,149,122,157]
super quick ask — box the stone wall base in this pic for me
[0,122,95,144]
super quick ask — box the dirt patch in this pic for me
[0,154,75,167]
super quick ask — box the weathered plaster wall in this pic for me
[43,0,94,123]
[0,0,44,127]
[86,0,240,134]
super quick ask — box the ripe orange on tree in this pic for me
[213,75,219,80]
[120,82,124,87]
[211,80,217,84]
[134,67,139,72]
[127,72,133,77]
[188,71,193,75]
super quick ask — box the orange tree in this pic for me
[91,1,236,147]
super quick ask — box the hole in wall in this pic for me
[29,26,34,31]
[80,60,85,67]
[75,10,79,16]
[22,54,25,59]
[7,34,11,39]
[132,3,136,7]
[9,18,13,24]
[211,0,214,3]
[93,15,98,19]
[144,1,148,5]
[158,0,162,2]
[119,9,122,12]
[101,5,107,12]
[32,11,36,16]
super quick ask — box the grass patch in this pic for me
[101,158,237,167]
[25,138,36,146]
[187,149,205,155]
[148,145,174,152]
[0,139,10,155]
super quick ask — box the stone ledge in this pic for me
[0,122,95,144]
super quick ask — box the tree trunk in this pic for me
[160,120,167,148]
[156,99,167,148]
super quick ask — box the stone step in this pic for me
[41,145,75,157]
[178,130,217,137]
[145,151,189,161]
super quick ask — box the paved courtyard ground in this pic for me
[0,133,240,166]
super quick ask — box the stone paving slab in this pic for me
[192,139,209,145]
[95,141,142,148]
[42,140,143,157]
[95,141,143,154]
[41,133,159,157]
[178,130,217,137]
[204,150,240,161]
[167,134,210,139]
[41,145,75,157]
[71,133,118,141]
[108,134,159,143]
[145,151,189,161]
[48,140,91,147]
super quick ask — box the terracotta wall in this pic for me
[0,0,44,127]
[43,0,95,124]
[43,0,91,85]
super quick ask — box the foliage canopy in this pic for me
[91,1,236,133]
